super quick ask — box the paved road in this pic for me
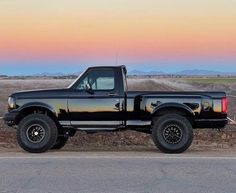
[1,151,236,193]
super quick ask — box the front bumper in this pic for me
[4,111,19,126]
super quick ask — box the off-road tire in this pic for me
[152,114,193,153]
[51,136,68,150]
[17,114,58,153]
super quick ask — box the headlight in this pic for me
[8,97,16,109]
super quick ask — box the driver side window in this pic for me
[77,69,115,91]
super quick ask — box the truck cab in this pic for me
[66,66,128,129]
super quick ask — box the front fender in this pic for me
[18,102,57,115]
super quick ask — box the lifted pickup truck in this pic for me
[4,66,228,153]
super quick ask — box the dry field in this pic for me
[0,77,236,152]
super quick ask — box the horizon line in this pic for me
[1,68,236,77]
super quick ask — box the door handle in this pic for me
[108,92,118,97]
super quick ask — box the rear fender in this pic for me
[152,102,195,117]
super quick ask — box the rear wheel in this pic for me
[152,114,193,153]
[17,114,58,153]
[51,136,68,150]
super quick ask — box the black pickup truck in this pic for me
[4,65,228,153]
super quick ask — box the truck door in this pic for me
[68,68,124,129]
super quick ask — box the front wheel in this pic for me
[17,114,58,153]
[152,114,193,153]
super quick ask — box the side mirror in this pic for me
[85,83,94,94]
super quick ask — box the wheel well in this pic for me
[16,106,63,134]
[153,107,194,125]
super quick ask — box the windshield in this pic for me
[67,69,86,88]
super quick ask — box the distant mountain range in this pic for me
[33,72,66,76]
[128,70,166,75]
[175,69,236,76]
[33,69,236,76]
[32,71,82,76]
[2,69,236,77]
[129,69,236,76]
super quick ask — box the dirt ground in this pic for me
[0,77,236,151]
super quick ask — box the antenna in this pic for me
[115,53,118,65]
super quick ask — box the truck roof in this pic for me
[88,65,126,69]
[88,65,127,73]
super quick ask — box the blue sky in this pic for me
[1,58,236,75]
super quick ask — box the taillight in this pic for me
[222,97,228,113]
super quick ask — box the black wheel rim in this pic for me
[162,124,183,144]
[26,124,46,143]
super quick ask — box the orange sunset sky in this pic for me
[0,0,236,75]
